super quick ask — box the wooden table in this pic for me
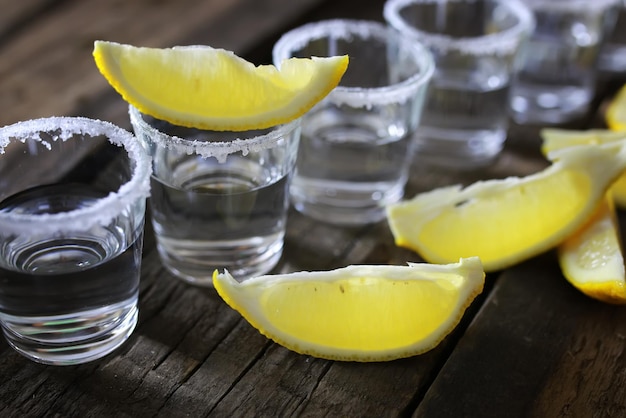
[2,1,626,417]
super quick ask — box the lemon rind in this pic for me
[93,41,348,131]
[386,141,626,272]
[213,257,485,362]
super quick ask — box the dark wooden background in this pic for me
[2,0,626,417]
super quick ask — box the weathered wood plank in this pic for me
[0,0,326,128]
[6,0,626,418]
[412,206,626,418]
[0,0,59,40]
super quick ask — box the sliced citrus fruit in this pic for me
[540,128,626,154]
[558,196,626,304]
[93,40,349,131]
[540,128,626,208]
[386,141,626,273]
[213,257,485,362]
[606,83,626,132]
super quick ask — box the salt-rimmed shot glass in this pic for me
[508,0,619,125]
[272,19,434,226]
[384,0,534,169]
[129,106,300,286]
[0,117,151,365]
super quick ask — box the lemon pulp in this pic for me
[213,257,485,362]
[93,41,348,131]
[558,197,626,304]
[540,128,626,208]
[387,141,626,272]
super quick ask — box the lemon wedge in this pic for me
[93,40,348,131]
[558,196,626,304]
[540,128,626,154]
[213,257,485,362]
[606,83,626,132]
[386,141,626,272]
[540,128,626,208]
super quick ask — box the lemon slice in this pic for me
[606,83,626,132]
[558,197,626,304]
[540,128,626,154]
[93,41,349,131]
[213,257,485,362]
[386,141,626,272]
[540,128,626,208]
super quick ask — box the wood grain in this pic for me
[3,0,626,417]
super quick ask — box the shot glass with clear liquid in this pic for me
[598,0,625,73]
[508,0,620,125]
[272,19,434,226]
[129,106,300,286]
[384,0,534,169]
[0,117,151,365]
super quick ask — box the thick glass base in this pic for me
[412,127,505,170]
[157,235,284,285]
[289,178,404,226]
[1,301,138,366]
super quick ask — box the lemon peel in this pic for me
[558,197,626,304]
[213,257,485,362]
[386,141,626,272]
[540,128,626,208]
[606,83,626,132]
[93,41,348,131]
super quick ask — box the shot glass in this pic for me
[129,106,300,286]
[599,0,625,73]
[508,0,620,125]
[0,117,151,365]
[272,19,434,225]
[384,0,534,169]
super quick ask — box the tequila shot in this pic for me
[384,0,534,169]
[0,117,151,365]
[130,106,300,286]
[509,0,619,125]
[273,19,434,226]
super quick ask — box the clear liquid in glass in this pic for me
[0,183,142,365]
[149,155,290,284]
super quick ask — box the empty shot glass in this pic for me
[272,19,434,225]
[384,0,534,169]
[0,117,151,365]
[508,0,619,125]
[130,106,300,286]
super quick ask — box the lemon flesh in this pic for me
[558,197,626,304]
[606,83,626,132]
[541,128,626,208]
[386,142,626,272]
[213,257,485,362]
[93,41,348,131]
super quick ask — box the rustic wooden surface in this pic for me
[2,0,626,417]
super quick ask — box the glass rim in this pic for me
[272,19,435,108]
[0,116,151,235]
[383,0,536,56]
[128,105,301,164]
[523,0,619,12]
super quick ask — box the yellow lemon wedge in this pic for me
[213,257,485,362]
[540,128,626,154]
[93,40,349,131]
[386,141,626,273]
[540,128,626,208]
[558,196,626,304]
[606,83,626,132]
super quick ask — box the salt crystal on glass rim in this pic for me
[272,19,435,109]
[0,116,152,236]
[383,0,536,56]
[129,105,301,164]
